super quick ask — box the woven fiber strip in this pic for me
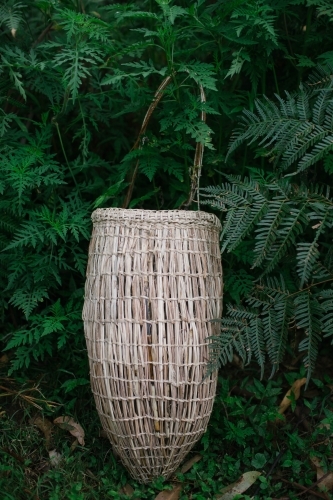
[82,208,223,483]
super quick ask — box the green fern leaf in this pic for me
[225,269,254,303]
[297,241,320,288]
[297,135,333,172]
[0,1,25,32]
[295,291,322,383]
[225,49,250,79]
[263,205,308,274]
[9,287,49,318]
[226,81,333,173]
[313,89,333,125]
[0,111,15,136]
[252,200,286,268]
[321,289,333,339]
[269,293,293,375]
[179,62,217,91]
[53,45,104,102]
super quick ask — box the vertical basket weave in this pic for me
[83,208,223,483]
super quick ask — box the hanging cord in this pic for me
[122,72,206,210]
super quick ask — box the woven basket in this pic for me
[83,208,222,482]
[82,72,223,483]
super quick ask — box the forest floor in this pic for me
[1,352,333,500]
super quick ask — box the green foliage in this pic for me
[0,0,278,373]
[2,368,333,499]
[1,0,333,444]
[0,0,223,373]
[226,82,333,173]
[204,72,333,383]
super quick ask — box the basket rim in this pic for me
[91,208,221,228]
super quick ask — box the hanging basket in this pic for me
[82,73,223,483]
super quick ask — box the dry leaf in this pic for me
[0,354,9,365]
[154,484,182,500]
[180,454,202,474]
[215,471,261,500]
[311,456,333,492]
[119,484,134,496]
[49,449,62,467]
[311,456,323,470]
[70,438,79,453]
[278,378,307,415]
[119,483,141,500]
[85,469,99,481]
[54,416,85,445]
[232,354,243,368]
[30,415,53,450]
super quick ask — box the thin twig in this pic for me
[121,71,206,208]
[294,471,332,497]
[122,160,139,209]
[288,277,333,298]
[252,448,286,497]
[1,447,25,464]
[279,476,330,499]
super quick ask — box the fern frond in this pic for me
[52,45,104,102]
[179,61,218,91]
[281,126,327,170]
[323,101,333,130]
[321,289,333,339]
[296,85,311,121]
[1,55,26,100]
[295,291,322,383]
[296,241,320,287]
[207,315,252,374]
[9,287,49,318]
[297,135,333,172]
[307,64,333,89]
[225,269,254,303]
[0,111,15,137]
[5,222,44,249]
[263,204,308,274]
[54,8,111,44]
[227,81,333,173]
[224,201,268,253]
[252,200,286,268]
[207,319,243,369]
[269,293,293,375]
[262,307,278,376]
[249,316,265,378]
[313,89,333,125]
[0,1,25,32]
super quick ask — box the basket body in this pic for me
[82,209,223,483]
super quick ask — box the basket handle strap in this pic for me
[122,72,206,209]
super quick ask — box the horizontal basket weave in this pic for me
[82,208,223,483]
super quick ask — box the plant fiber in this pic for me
[82,208,223,483]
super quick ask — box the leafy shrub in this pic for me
[1,0,333,381]
[0,1,219,372]
[204,73,333,383]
